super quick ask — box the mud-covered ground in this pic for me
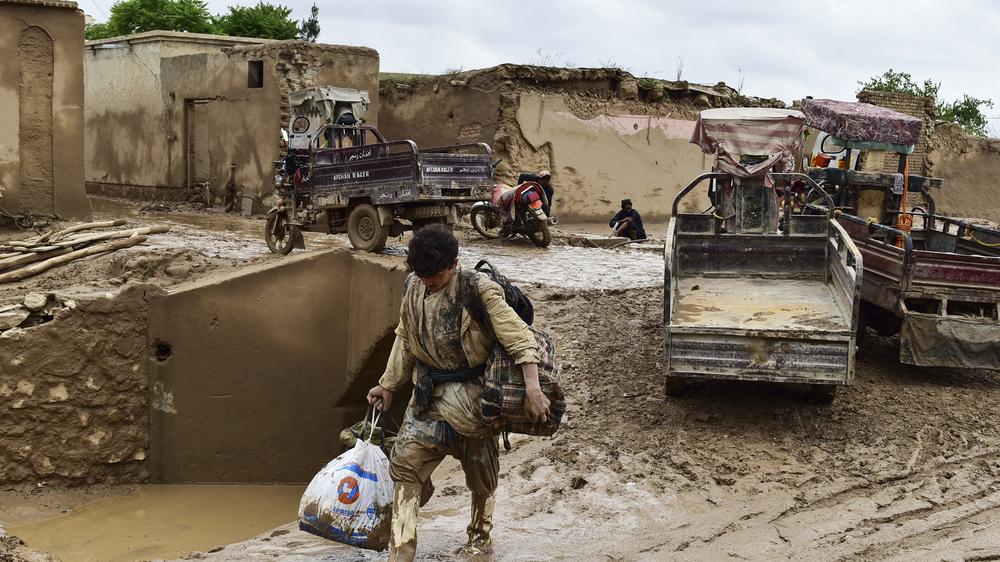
[170,244,1000,560]
[0,198,340,305]
[4,204,1000,561]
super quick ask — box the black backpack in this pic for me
[460,260,533,336]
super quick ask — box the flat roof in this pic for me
[1,0,79,8]
[85,30,274,49]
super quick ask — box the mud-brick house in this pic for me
[84,32,379,204]
[0,0,90,220]
[379,65,785,220]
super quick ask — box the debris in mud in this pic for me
[0,220,170,283]
[570,476,588,490]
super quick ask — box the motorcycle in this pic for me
[469,181,556,248]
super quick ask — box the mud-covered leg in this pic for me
[457,434,499,553]
[466,492,496,552]
[389,483,421,562]
[388,405,449,561]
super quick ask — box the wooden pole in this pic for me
[0,236,148,283]
[47,219,128,242]
[54,225,170,247]
[0,247,74,273]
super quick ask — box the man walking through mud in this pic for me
[367,225,550,560]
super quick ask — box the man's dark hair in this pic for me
[406,224,459,278]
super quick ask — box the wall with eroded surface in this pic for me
[0,0,89,219]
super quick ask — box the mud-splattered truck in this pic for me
[663,108,863,402]
[800,98,1000,370]
[266,86,493,253]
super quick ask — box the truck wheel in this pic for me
[347,204,389,252]
[470,205,502,239]
[527,219,551,248]
[264,211,295,255]
[664,377,688,397]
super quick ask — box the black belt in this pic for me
[414,361,485,416]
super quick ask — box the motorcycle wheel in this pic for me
[470,205,503,239]
[264,210,296,255]
[527,218,551,248]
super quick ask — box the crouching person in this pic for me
[367,224,550,561]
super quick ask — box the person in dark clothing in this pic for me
[516,170,554,216]
[609,199,647,240]
[334,105,358,146]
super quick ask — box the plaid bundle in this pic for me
[481,327,565,436]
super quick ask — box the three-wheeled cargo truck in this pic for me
[800,98,1000,369]
[266,86,494,253]
[664,108,863,402]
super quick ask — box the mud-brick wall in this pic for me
[856,90,935,176]
[380,66,713,220]
[0,0,90,220]
[227,42,382,131]
[926,123,1000,223]
[0,284,163,485]
[86,35,379,202]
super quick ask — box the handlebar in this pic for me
[770,173,836,219]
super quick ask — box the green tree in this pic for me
[106,0,215,35]
[859,68,994,137]
[298,2,320,42]
[84,21,117,40]
[938,95,994,138]
[214,2,298,40]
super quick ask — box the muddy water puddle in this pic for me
[10,485,305,562]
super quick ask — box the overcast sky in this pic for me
[83,0,999,119]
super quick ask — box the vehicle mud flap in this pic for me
[899,312,1000,369]
[292,227,306,249]
[377,206,394,226]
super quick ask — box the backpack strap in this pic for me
[459,268,496,342]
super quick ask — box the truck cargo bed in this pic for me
[673,277,849,333]
[664,207,863,386]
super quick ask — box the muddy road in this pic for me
[170,254,1000,561]
[4,208,1000,561]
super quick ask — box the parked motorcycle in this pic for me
[469,181,555,248]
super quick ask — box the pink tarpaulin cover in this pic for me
[801,99,923,146]
[690,108,806,178]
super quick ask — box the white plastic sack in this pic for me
[298,413,394,551]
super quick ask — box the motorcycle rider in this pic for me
[516,170,554,216]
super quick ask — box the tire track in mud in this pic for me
[528,283,1000,560]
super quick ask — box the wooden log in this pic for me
[55,225,170,247]
[0,236,148,283]
[48,219,128,242]
[0,247,74,273]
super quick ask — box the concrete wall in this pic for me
[147,249,405,483]
[85,34,379,202]
[0,0,89,219]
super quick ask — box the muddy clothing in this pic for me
[379,269,540,437]
[379,268,538,561]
